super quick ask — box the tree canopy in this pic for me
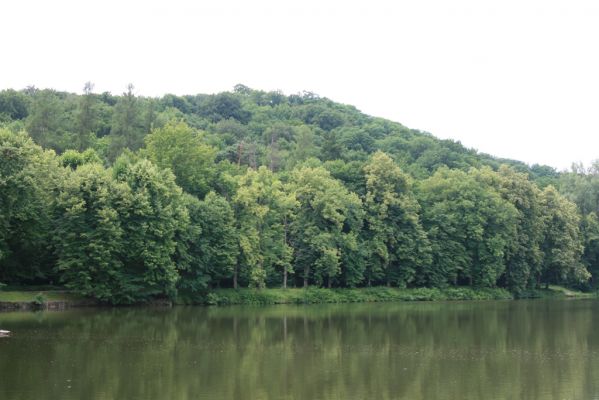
[0,85,592,303]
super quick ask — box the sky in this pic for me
[1,0,598,170]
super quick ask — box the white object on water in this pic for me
[0,330,10,335]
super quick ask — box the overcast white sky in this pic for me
[2,0,598,170]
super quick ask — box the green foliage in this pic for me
[539,186,588,286]
[559,163,599,287]
[493,166,545,292]
[53,163,129,303]
[144,120,216,197]
[196,287,513,306]
[0,85,593,303]
[417,167,518,288]
[0,89,29,121]
[233,167,295,288]
[177,192,238,294]
[0,129,63,284]
[0,85,552,182]
[290,166,363,288]
[112,157,190,302]
[108,84,145,159]
[363,152,431,287]
[54,157,190,304]
[200,92,251,123]
[580,212,599,286]
[26,89,70,151]
[32,292,47,306]
[60,148,103,169]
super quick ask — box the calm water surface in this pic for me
[1,299,599,400]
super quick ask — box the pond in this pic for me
[1,299,598,399]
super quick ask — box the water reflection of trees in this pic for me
[0,300,598,400]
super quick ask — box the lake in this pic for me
[1,299,598,400]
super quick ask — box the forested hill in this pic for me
[0,84,558,184]
[1,84,597,305]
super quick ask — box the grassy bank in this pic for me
[178,287,515,306]
[1,285,594,309]
[181,285,599,306]
[516,285,596,299]
[0,290,90,311]
[0,291,81,302]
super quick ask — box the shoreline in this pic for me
[1,286,593,312]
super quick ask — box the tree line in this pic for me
[0,85,596,303]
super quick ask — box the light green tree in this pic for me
[232,167,295,288]
[488,166,545,292]
[539,186,589,286]
[363,152,431,287]
[112,156,190,302]
[580,212,599,286]
[144,120,216,198]
[54,163,129,301]
[290,166,363,288]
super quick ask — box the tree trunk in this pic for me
[237,141,244,166]
[233,265,238,289]
[269,134,279,171]
[304,265,309,288]
[283,215,288,289]
[258,259,264,290]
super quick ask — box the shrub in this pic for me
[32,293,47,307]
[193,286,514,306]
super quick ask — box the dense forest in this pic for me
[1,83,597,304]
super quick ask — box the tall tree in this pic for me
[75,82,98,150]
[580,212,599,287]
[321,130,343,161]
[26,89,66,150]
[232,167,295,288]
[55,156,190,304]
[0,129,63,284]
[289,125,318,166]
[290,166,363,288]
[113,156,190,302]
[363,152,431,287]
[417,168,518,287]
[490,166,545,292]
[109,84,144,159]
[557,162,599,287]
[200,92,251,123]
[177,192,238,293]
[0,89,29,121]
[54,163,129,301]
[539,186,589,287]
